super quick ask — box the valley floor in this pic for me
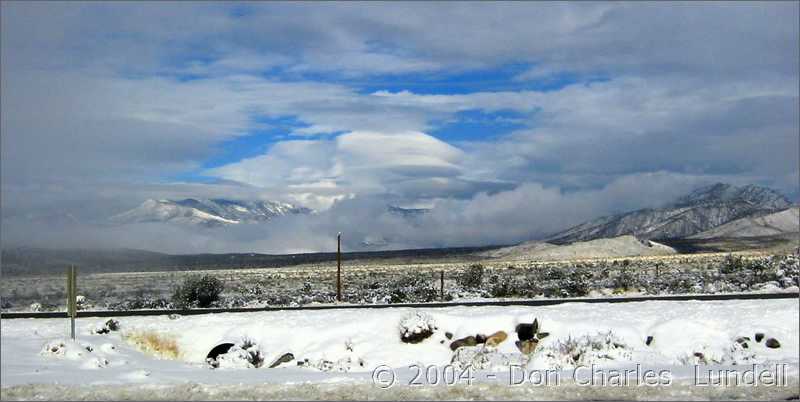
[2,298,798,400]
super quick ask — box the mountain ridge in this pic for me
[109,198,311,227]
[546,183,792,243]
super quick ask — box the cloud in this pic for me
[206,131,469,209]
[0,172,722,254]
[1,2,798,253]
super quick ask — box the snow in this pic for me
[483,235,676,260]
[2,299,798,399]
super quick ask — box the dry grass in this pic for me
[123,330,180,360]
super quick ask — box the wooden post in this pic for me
[440,271,445,301]
[336,232,342,302]
[66,265,77,340]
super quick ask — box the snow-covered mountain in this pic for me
[546,183,792,243]
[109,199,311,227]
[689,206,799,239]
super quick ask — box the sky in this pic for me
[1,2,798,253]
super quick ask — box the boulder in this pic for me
[269,352,295,368]
[450,336,478,351]
[516,339,539,355]
[485,331,508,348]
[399,311,437,344]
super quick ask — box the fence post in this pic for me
[66,265,77,340]
[336,232,342,302]
[440,271,445,301]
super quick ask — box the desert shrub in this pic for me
[459,264,485,289]
[612,268,637,291]
[664,275,695,294]
[123,330,180,359]
[538,331,632,369]
[720,254,747,274]
[489,274,535,298]
[172,274,224,308]
[237,279,271,300]
[388,275,438,303]
[562,269,592,297]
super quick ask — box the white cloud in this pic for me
[1,2,797,252]
[207,131,467,208]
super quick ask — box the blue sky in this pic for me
[1,2,798,252]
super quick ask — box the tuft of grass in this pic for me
[123,330,180,360]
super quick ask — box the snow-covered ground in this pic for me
[2,298,798,400]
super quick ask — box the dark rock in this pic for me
[516,339,539,354]
[445,332,453,340]
[755,333,765,343]
[475,334,487,344]
[450,336,478,351]
[516,323,534,341]
[206,342,235,364]
[269,352,295,368]
[645,336,654,346]
[94,319,120,334]
[765,338,781,349]
[401,328,434,344]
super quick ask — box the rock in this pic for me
[516,324,533,341]
[485,331,508,348]
[693,352,707,364]
[475,334,487,344]
[445,332,453,340]
[645,336,654,346]
[206,342,235,366]
[516,318,547,342]
[516,323,534,341]
[269,352,295,368]
[765,338,781,348]
[735,337,751,349]
[755,333,765,343]
[94,319,120,335]
[399,311,437,344]
[516,339,539,354]
[450,336,478,351]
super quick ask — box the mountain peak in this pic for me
[110,198,311,227]
[672,183,790,209]
[547,183,792,243]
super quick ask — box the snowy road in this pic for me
[2,298,798,400]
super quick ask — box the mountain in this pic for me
[689,206,799,239]
[547,183,792,243]
[482,235,676,260]
[109,198,311,227]
[387,205,430,218]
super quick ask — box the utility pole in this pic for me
[336,232,342,302]
[66,265,77,340]
[440,271,445,301]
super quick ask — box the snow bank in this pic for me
[2,298,798,400]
